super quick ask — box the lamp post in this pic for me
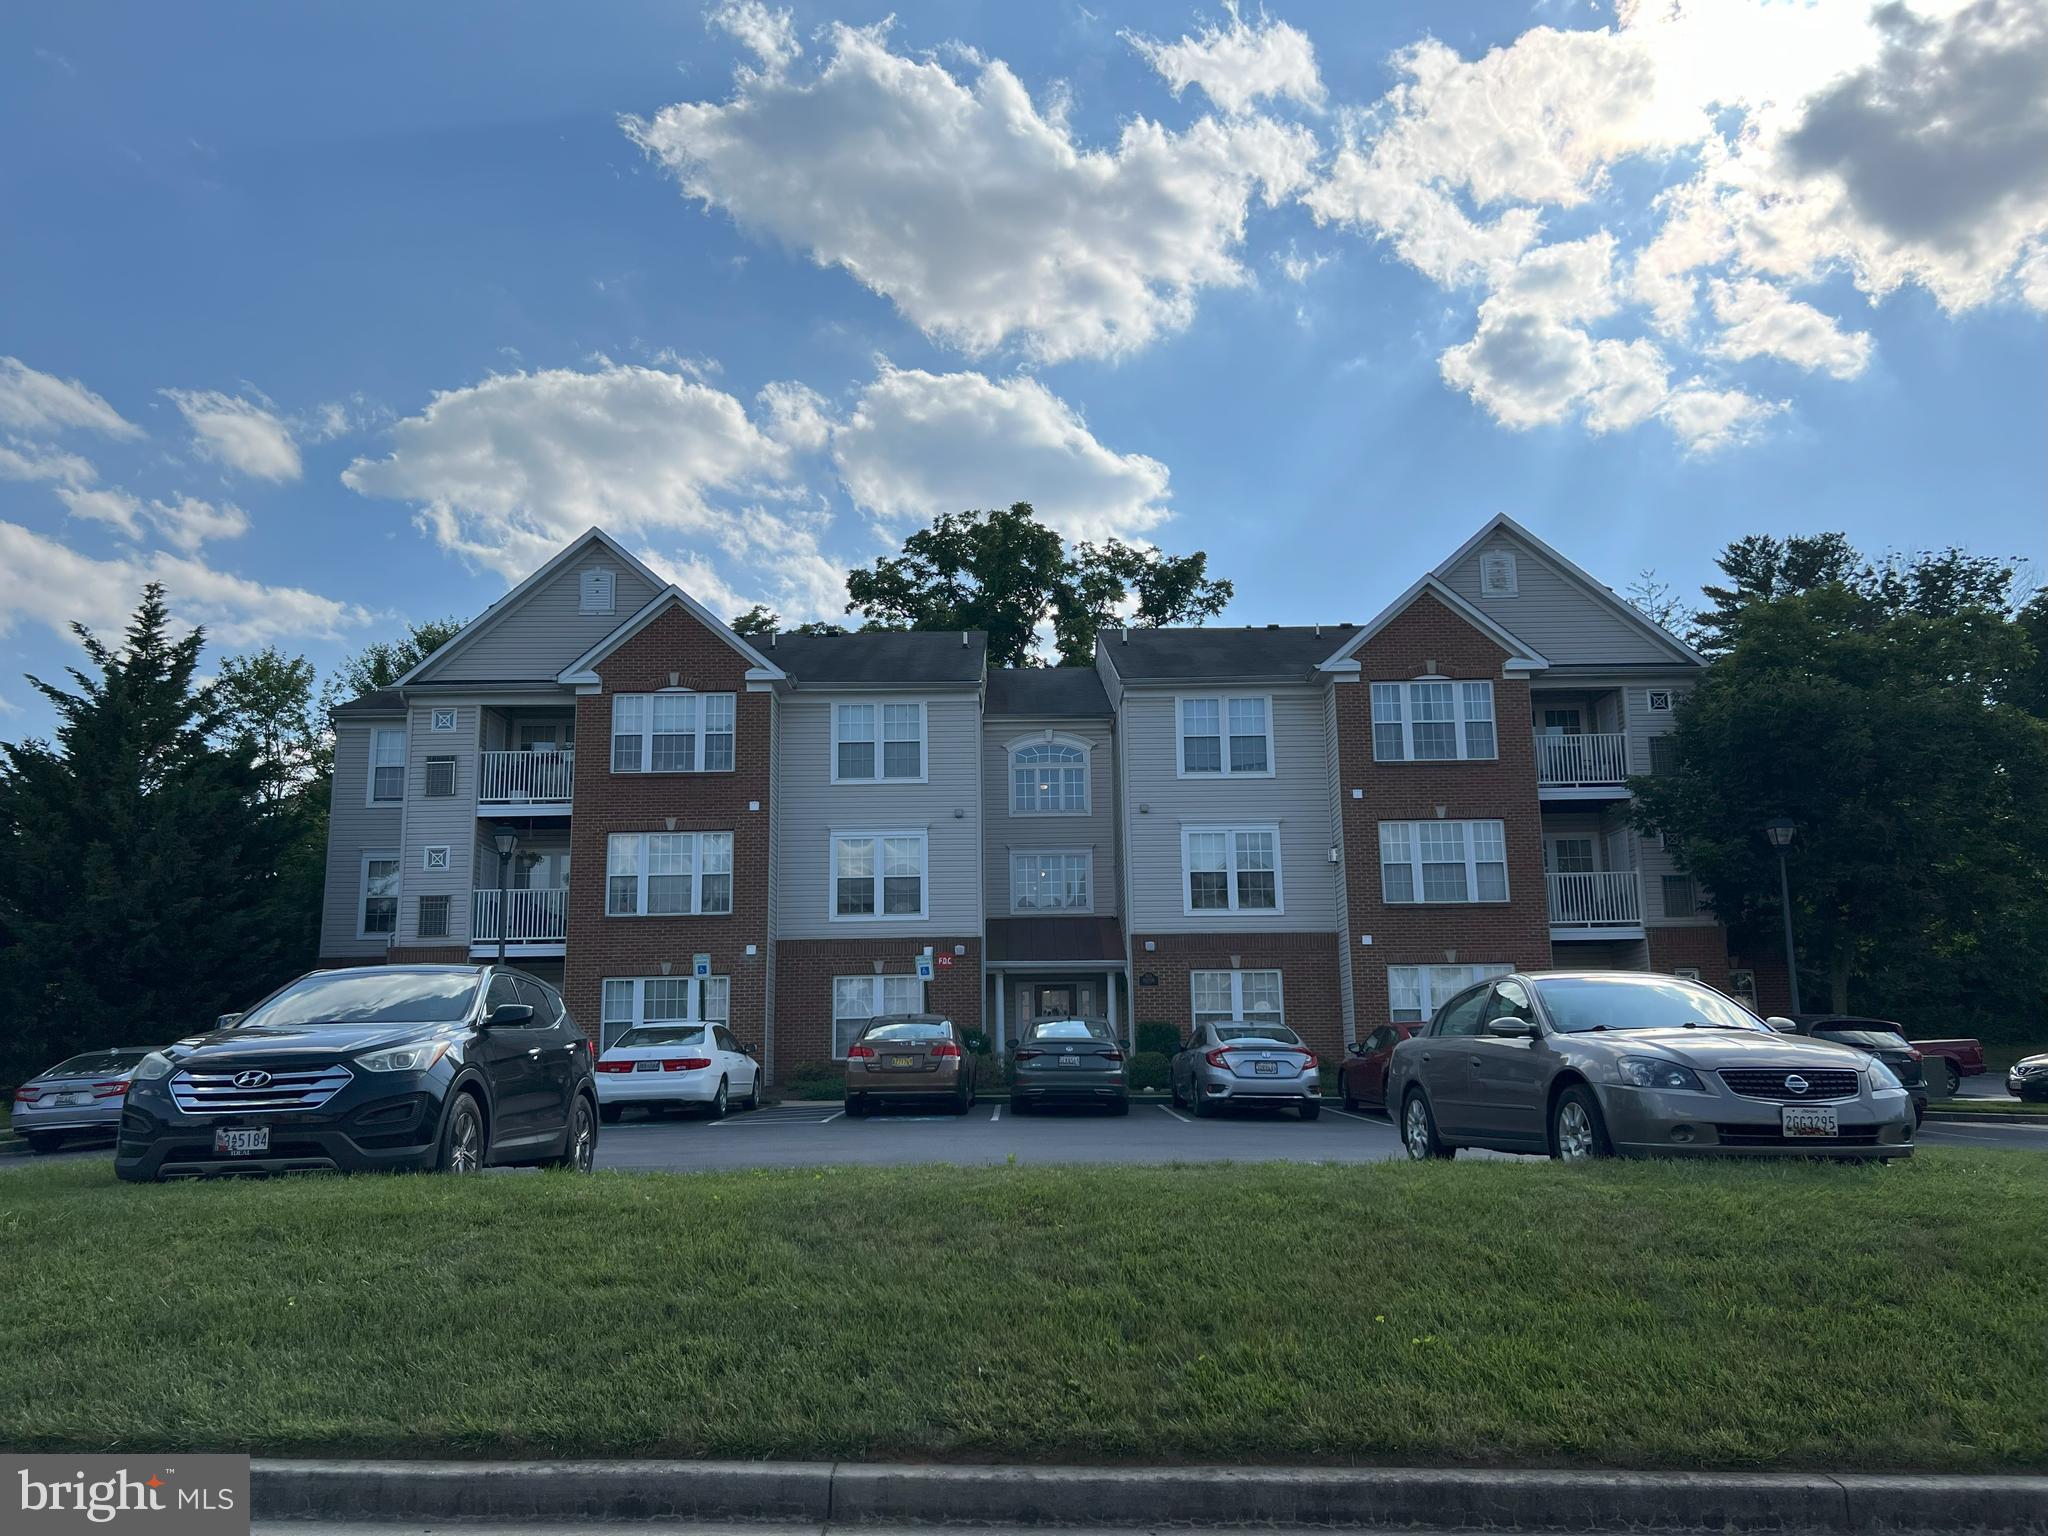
[492,828,519,969]
[1763,818,1801,1015]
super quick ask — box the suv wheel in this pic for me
[439,1092,485,1173]
[1551,1085,1611,1161]
[550,1096,596,1172]
[1401,1090,1454,1160]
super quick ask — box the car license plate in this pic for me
[58,1092,91,1107]
[1254,1060,1280,1075]
[1058,1055,1085,1068]
[634,1061,659,1072]
[214,1127,269,1156]
[888,1055,916,1069]
[1781,1104,1838,1138]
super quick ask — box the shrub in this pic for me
[1136,1021,1180,1057]
[779,1062,844,1101]
[1127,1051,1172,1092]
[961,1028,992,1056]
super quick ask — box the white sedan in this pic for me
[594,1023,761,1122]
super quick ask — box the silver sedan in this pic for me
[1169,1019,1322,1119]
[1386,971,1915,1160]
[11,1048,154,1152]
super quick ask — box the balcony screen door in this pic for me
[1542,709,1583,736]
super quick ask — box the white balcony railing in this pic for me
[1547,870,1642,929]
[472,887,568,944]
[1534,731,1629,788]
[479,748,573,805]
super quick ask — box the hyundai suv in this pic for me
[117,965,598,1180]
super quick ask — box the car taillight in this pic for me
[93,1080,128,1099]
[847,1044,876,1059]
[1299,1052,1318,1070]
[596,1061,635,1073]
[1909,1047,1924,1061]
[1204,1047,1233,1068]
[1101,1049,1125,1062]
[930,1042,963,1059]
[1015,1048,1044,1060]
[662,1057,713,1072]
[12,1085,39,1103]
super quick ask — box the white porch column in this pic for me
[1106,969,1120,1049]
[993,969,1006,1053]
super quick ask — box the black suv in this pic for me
[117,965,598,1180]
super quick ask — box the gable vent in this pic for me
[1479,549,1518,597]
[580,567,616,615]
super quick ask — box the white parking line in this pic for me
[1323,1105,1394,1126]
[988,1104,1000,1123]
[817,1110,843,1124]
[1156,1103,1191,1124]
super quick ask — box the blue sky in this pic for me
[2,0,2044,740]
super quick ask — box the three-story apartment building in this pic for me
[318,516,1784,1080]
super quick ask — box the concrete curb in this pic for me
[249,1460,2048,1530]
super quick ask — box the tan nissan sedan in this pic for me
[844,1013,978,1116]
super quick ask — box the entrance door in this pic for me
[1034,984,1076,1018]
[1021,980,1098,1022]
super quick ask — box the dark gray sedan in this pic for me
[1011,1017,1129,1113]
[1387,971,1915,1161]
[11,1048,154,1152]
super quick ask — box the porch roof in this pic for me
[985,916,1126,966]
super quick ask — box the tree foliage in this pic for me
[729,605,846,638]
[844,501,1232,667]
[317,615,466,717]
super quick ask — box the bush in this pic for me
[1136,1021,1180,1057]
[1127,1051,1172,1092]
[779,1062,844,1101]
[961,1029,992,1056]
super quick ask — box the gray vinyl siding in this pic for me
[983,716,1119,917]
[1324,682,1355,1042]
[423,551,660,683]
[1440,527,1686,667]
[1119,686,1340,933]
[398,704,482,945]
[772,693,983,939]
[320,720,403,958]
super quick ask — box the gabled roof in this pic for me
[558,585,785,686]
[986,667,1110,717]
[1319,575,1549,673]
[1102,624,1361,684]
[1434,513,1705,668]
[329,687,407,719]
[757,629,986,687]
[396,528,667,687]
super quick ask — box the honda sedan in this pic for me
[1169,1019,1321,1119]
[595,1022,761,1121]
[12,1048,154,1152]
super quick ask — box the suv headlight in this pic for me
[1617,1056,1705,1091]
[356,1039,451,1073]
[132,1051,175,1082]
[1866,1056,1904,1092]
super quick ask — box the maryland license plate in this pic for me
[1254,1060,1280,1075]
[1780,1104,1838,1138]
[214,1126,269,1156]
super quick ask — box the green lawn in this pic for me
[1931,1098,2047,1116]
[2,1154,2044,1469]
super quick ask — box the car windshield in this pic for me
[862,1020,952,1043]
[1026,1020,1113,1042]
[614,1026,705,1049]
[236,971,481,1029]
[1818,1028,1912,1051]
[1214,1022,1303,1046]
[44,1049,150,1078]
[1531,976,1770,1035]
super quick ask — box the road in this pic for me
[16,1096,2048,1174]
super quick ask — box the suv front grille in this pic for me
[1718,1067,1860,1102]
[170,1065,353,1114]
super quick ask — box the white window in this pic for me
[833,700,926,782]
[358,852,399,938]
[1547,837,1595,874]
[1387,963,1514,1023]
[831,831,927,920]
[579,567,616,615]
[368,728,405,803]
[1379,820,1509,904]
[605,831,734,916]
[831,973,926,1058]
[599,975,732,1049]
[1191,970,1284,1030]
[1182,825,1282,914]
[609,692,736,774]
[1012,851,1091,912]
[1370,681,1497,761]
[1177,695,1272,776]
[1011,740,1087,812]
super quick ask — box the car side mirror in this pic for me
[215,1012,243,1030]
[484,1002,535,1027]
[1486,1019,1539,1039]
[1765,1016,1798,1033]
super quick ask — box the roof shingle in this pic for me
[985,667,1110,717]
[1100,624,1357,683]
[761,629,986,685]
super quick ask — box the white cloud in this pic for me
[1126,4,1325,116]
[756,379,832,452]
[148,494,250,552]
[708,0,800,73]
[342,362,847,622]
[0,521,374,648]
[56,485,144,535]
[1274,243,1330,283]
[0,440,97,486]
[1706,279,1872,378]
[625,22,1317,362]
[1657,385,1782,456]
[831,364,1172,544]
[0,357,140,439]
[162,389,303,482]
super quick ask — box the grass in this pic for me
[1931,1098,2048,1116]
[2,1154,2044,1470]
[1981,1042,2046,1076]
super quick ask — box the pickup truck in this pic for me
[1907,1037,1986,1097]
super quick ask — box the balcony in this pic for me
[479,748,573,811]
[471,888,568,955]
[1534,732,1629,797]
[1548,870,1643,938]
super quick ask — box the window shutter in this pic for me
[580,568,616,615]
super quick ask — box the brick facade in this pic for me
[774,936,983,1070]
[560,602,776,1060]
[386,944,472,965]
[1126,931,1344,1060]
[1337,591,1555,1036]
[1647,927,1792,1016]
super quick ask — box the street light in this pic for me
[492,828,519,969]
[1763,818,1802,1015]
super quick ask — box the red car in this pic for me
[1337,1023,1422,1111]
[1908,1036,1986,1097]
